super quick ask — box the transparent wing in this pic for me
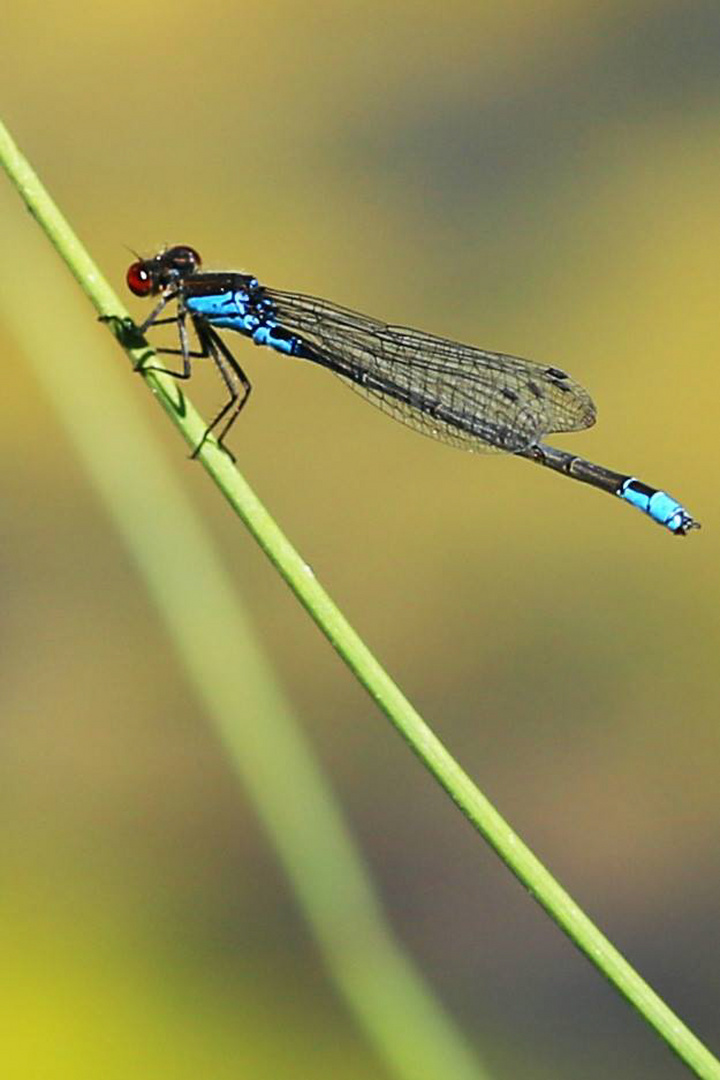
[267,289,597,453]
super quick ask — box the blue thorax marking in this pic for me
[185,290,303,357]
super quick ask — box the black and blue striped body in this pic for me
[183,275,308,358]
[127,246,699,537]
[522,443,696,536]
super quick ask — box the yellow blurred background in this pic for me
[2,2,719,1077]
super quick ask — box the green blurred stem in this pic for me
[2,117,719,1079]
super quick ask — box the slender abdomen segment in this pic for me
[521,443,699,535]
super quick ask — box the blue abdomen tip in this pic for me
[620,479,699,535]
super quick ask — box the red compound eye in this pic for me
[126,261,153,296]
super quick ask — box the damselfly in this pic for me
[127,245,699,536]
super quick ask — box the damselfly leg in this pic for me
[134,289,252,459]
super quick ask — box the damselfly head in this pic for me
[126,245,202,297]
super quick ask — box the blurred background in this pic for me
[2,1,720,1077]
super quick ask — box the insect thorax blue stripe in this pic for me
[185,290,301,357]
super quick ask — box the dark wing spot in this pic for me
[527,380,543,399]
[545,366,568,379]
[501,388,519,403]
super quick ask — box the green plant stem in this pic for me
[1,222,489,1080]
[2,117,718,1079]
